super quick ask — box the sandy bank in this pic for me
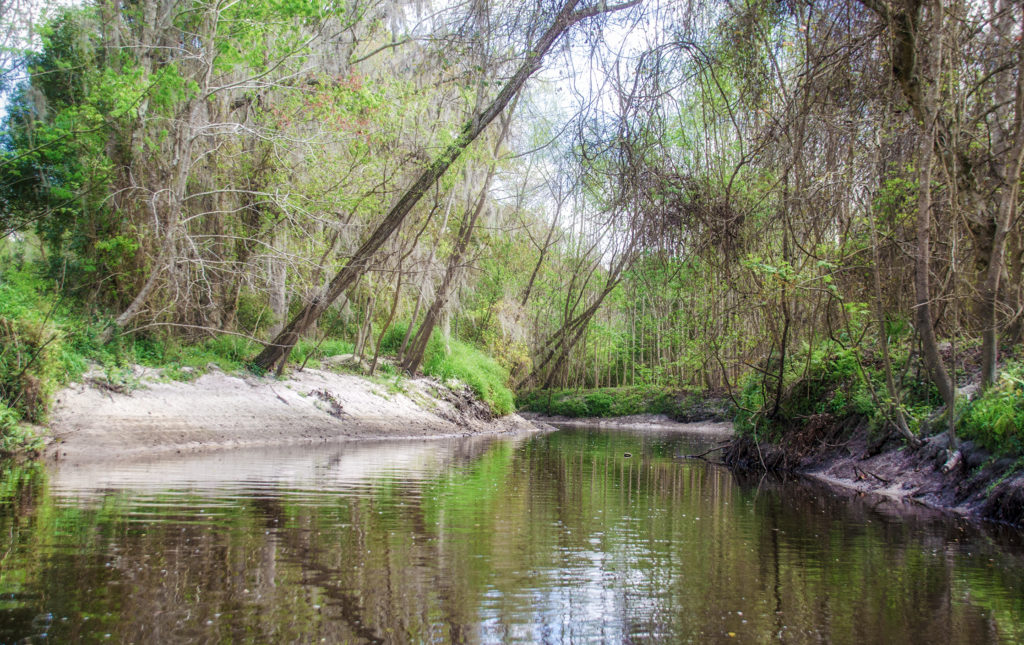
[46,366,544,463]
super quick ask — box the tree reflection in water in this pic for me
[1,428,1022,643]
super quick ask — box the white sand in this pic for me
[47,366,541,463]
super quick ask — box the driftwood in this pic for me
[681,442,732,460]
[853,465,891,484]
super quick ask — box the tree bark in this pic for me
[979,0,1024,387]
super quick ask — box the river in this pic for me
[1,426,1022,643]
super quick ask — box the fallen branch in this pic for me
[854,465,891,484]
[941,449,962,474]
[269,386,290,405]
[681,443,731,460]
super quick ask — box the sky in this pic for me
[0,0,79,117]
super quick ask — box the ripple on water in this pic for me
[1,428,1022,644]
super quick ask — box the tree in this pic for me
[252,0,644,373]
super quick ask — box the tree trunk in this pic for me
[979,0,1024,387]
[267,231,288,338]
[870,185,919,446]
[400,95,517,374]
[252,0,637,372]
[401,187,486,374]
[101,98,199,342]
[915,105,957,452]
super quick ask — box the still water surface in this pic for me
[2,426,1023,643]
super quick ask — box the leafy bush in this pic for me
[732,341,886,439]
[584,391,615,417]
[732,374,768,437]
[0,272,66,423]
[235,290,275,336]
[961,362,1024,456]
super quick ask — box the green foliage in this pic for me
[583,391,615,417]
[732,341,880,439]
[0,271,66,423]
[729,336,958,444]
[873,169,917,230]
[234,291,275,336]
[0,403,44,455]
[290,338,355,368]
[377,321,412,356]
[517,386,728,421]
[422,336,514,416]
[961,362,1024,457]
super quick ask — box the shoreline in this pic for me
[43,377,1024,528]
[522,411,1023,528]
[46,366,547,464]
[518,411,734,434]
[724,429,1024,527]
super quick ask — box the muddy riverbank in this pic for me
[724,427,1024,527]
[526,408,1024,527]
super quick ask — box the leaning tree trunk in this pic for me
[400,96,518,375]
[400,182,486,375]
[252,0,636,372]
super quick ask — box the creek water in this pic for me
[1,425,1023,644]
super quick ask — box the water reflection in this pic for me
[0,427,1022,643]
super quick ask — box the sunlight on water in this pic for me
[1,427,1023,643]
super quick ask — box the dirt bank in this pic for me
[724,425,1024,527]
[46,366,545,463]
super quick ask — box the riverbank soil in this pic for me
[724,424,1024,526]
[46,366,542,463]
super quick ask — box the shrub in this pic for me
[0,273,66,423]
[291,338,355,367]
[584,391,615,417]
[0,402,43,455]
[961,362,1024,456]
[732,342,884,439]
[235,290,274,336]
[516,386,724,420]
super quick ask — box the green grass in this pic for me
[516,386,727,420]
[372,321,515,416]
[421,335,514,416]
